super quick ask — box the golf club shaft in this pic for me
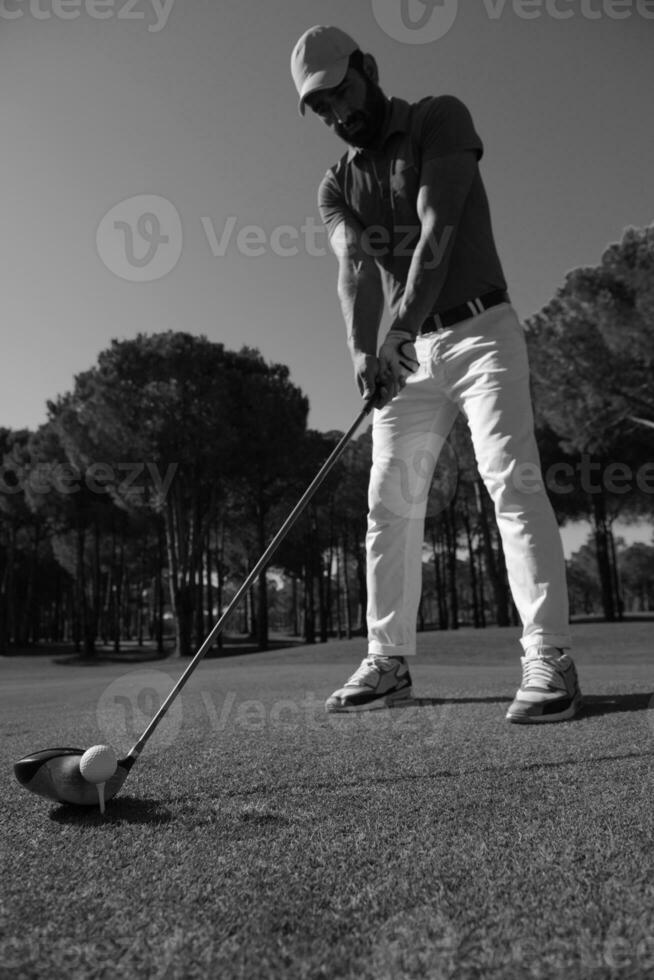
[126,398,374,760]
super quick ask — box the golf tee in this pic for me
[97,782,106,815]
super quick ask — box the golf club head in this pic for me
[14,748,133,806]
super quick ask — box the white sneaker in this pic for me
[325,656,413,713]
[506,649,582,723]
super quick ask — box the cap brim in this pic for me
[298,57,350,116]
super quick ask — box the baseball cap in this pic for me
[291,25,359,116]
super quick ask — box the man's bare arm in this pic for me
[390,151,478,339]
[330,216,386,404]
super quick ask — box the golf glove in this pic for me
[378,328,420,389]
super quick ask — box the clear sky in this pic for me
[1,0,652,553]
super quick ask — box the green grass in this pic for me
[1,622,653,979]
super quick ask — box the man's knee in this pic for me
[369,454,436,521]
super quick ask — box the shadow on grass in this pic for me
[49,796,172,825]
[53,651,174,667]
[394,693,653,716]
[570,613,654,624]
[223,748,654,803]
[578,692,654,718]
[408,696,511,707]
[199,636,309,659]
[48,635,306,666]
[517,749,654,771]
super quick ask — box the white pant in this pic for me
[366,303,571,657]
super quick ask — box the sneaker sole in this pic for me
[506,694,583,724]
[325,686,413,714]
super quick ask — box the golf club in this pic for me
[14,398,374,808]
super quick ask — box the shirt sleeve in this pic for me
[317,167,350,240]
[417,95,484,163]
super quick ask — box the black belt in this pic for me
[419,290,510,335]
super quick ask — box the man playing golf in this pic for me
[290,25,582,722]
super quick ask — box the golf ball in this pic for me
[79,744,117,784]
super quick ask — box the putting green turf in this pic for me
[1,622,653,979]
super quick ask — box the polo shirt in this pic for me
[317,95,508,317]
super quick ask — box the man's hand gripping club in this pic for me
[354,328,420,409]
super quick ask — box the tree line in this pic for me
[525,223,654,620]
[1,226,652,657]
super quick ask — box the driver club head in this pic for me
[14,748,133,807]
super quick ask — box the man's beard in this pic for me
[334,77,388,150]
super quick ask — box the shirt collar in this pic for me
[346,97,411,161]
